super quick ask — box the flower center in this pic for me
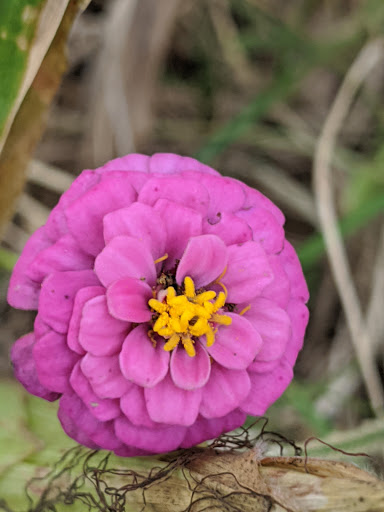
[148,276,232,357]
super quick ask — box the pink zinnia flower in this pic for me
[8,153,309,456]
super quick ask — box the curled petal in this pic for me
[206,313,262,370]
[241,185,285,225]
[120,386,157,428]
[68,286,105,354]
[176,235,227,289]
[70,362,120,421]
[242,297,291,362]
[58,392,124,452]
[119,325,169,387]
[103,203,166,258]
[27,234,93,283]
[114,416,186,454]
[181,409,246,448]
[65,174,136,256]
[203,213,252,246]
[79,295,129,356]
[223,241,273,303]
[39,270,100,334]
[96,153,150,174]
[81,353,132,399]
[148,153,219,176]
[154,199,203,266]
[44,170,100,241]
[200,366,251,418]
[138,176,210,216]
[7,227,51,310]
[145,374,202,426]
[182,172,245,221]
[33,331,79,393]
[284,299,309,367]
[280,241,309,302]
[95,236,156,288]
[261,255,291,309]
[240,359,294,416]
[170,343,211,390]
[237,207,285,254]
[107,277,152,323]
[11,333,59,401]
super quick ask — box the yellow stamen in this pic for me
[184,276,195,298]
[211,313,232,325]
[164,333,180,352]
[181,335,196,357]
[239,305,251,316]
[154,253,169,264]
[214,266,227,283]
[216,281,228,299]
[148,275,232,357]
[148,299,167,314]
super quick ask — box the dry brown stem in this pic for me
[313,38,384,414]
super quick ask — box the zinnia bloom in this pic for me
[8,153,309,456]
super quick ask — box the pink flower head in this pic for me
[8,153,309,456]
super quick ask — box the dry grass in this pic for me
[1,0,384,467]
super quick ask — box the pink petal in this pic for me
[242,298,291,362]
[261,255,291,309]
[81,352,132,399]
[222,241,273,303]
[148,153,183,174]
[240,359,294,416]
[65,174,136,256]
[26,234,93,283]
[138,176,210,216]
[170,343,211,390]
[38,270,100,333]
[33,331,79,393]
[203,212,252,246]
[149,153,219,176]
[59,392,122,451]
[154,199,203,266]
[58,393,99,449]
[176,234,227,288]
[200,365,251,418]
[103,202,166,259]
[283,299,309,367]
[247,359,280,373]
[145,374,202,426]
[114,416,186,454]
[206,313,262,370]
[182,172,245,221]
[241,184,285,226]
[96,153,150,174]
[79,295,129,356]
[94,235,156,288]
[11,333,60,401]
[181,409,246,448]
[67,286,105,354]
[7,227,51,310]
[178,155,220,176]
[120,385,157,428]
[69,362,120,421]
[237,207,285,254]
[44,171,100,241]
[119,325,169,387]
[107,277,152,323]
[33,315,51,340]
[280,241,309,302]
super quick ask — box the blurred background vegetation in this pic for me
[1,0,384,503]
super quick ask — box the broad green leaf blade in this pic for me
[0,0,90,235]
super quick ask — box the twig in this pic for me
[313,38,384,414]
